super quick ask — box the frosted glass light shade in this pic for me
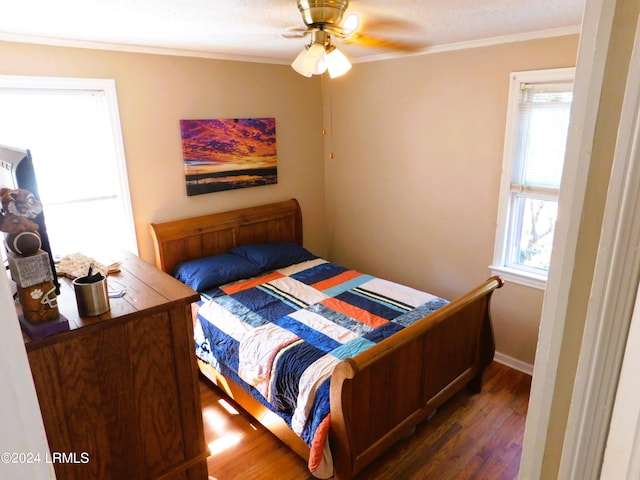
[327,48,352,78]
[291,43,352,78]
[342,13,359,34]
[291,49,312,77]
[302,43,328,74]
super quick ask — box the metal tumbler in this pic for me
[72,274,110,316]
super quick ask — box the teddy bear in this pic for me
[1,187,42,217]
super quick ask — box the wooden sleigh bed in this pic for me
[150,198,503,480]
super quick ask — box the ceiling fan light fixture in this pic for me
[291,42,351,78]
[327,47,352,78]
[290,1,355,78]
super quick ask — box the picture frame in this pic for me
[180,117,277,196]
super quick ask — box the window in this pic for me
[0,76,136,256]
[491,68,575,289]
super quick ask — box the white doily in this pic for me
[55,253,121,279]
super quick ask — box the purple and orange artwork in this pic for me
[180,118,277,196]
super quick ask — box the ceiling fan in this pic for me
[286,0,421,78]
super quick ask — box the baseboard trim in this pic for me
[494,351,534,376]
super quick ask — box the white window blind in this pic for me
[513,84,573,190]
[491,68,575,289]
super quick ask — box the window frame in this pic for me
[0,75,138,255]
[491,67,575,289]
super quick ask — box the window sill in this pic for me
[489,265,547,290]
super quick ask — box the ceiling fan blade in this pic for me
[343,32,424,52]
[281,26,314,39]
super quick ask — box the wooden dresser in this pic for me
[22,249,209,480]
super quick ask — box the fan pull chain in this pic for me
[321,74,335,159]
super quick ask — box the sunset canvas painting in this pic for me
[180,118,277,195]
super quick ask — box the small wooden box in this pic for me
[7,249,53,288]
[17,280,59,324]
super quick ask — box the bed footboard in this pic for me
[329,276,503,480]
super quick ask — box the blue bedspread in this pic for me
[193,258,448,477]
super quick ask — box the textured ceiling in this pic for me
[0,0,585,64]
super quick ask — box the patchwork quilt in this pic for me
[194,258,448,478]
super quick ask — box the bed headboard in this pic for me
[149,198,303,274]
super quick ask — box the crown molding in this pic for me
[352,25,582,64]
[0,24,581,65]
[0,32,292,64]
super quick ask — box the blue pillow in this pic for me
[229,242,318,271]
[172,253,261,292]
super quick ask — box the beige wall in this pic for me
[0,35,580,366]
[0,41,328,264]
[325,35,579,365]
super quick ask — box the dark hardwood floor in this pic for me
[201,362,531,480]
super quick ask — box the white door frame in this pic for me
[558,7,640,477]
[600,278,640,479]
[519,0,628,477]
